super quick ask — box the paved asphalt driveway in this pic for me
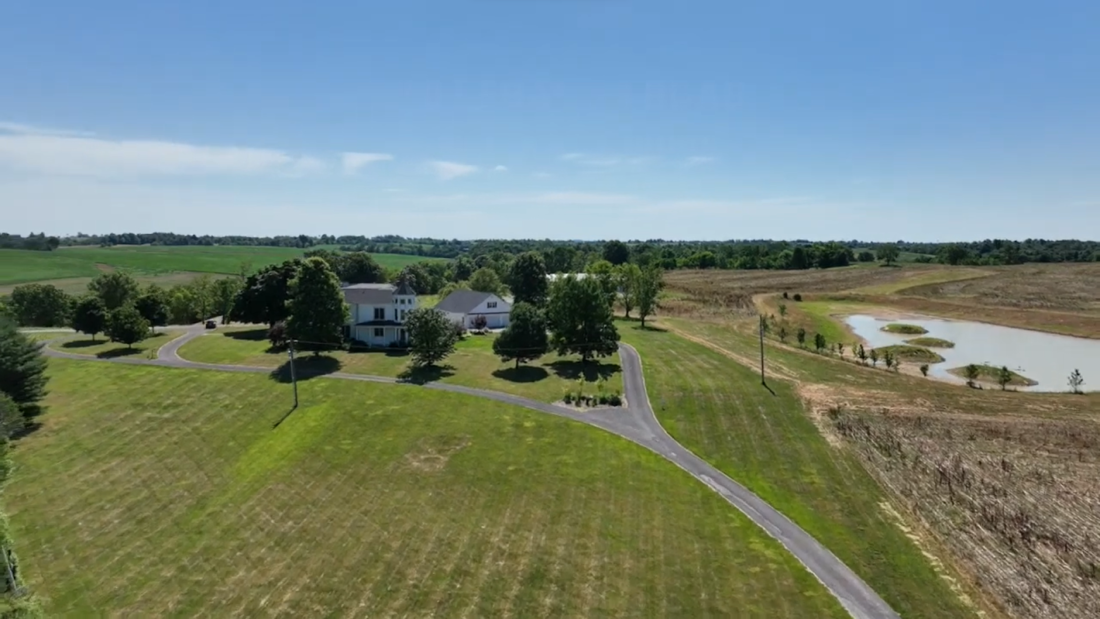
[36,328,899,619]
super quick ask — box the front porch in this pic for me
[353,321,408,348]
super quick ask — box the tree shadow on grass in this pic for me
[398,364,455,385]
[547,360,621,382]
[268,355,343,383]
[617,316,668,333]
[492,365,549,383]
[348,345,410,359]
[97,347,142,359]
[60,339,101,349]
[225,328,269,341]
[12,420,44,440]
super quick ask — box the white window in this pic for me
[374,307,385,320]
[374,328,384,338]
[400,309,406,320]
[487,301,497,309]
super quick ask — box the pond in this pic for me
[844,315,1099,392]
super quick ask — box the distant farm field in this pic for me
[7,359,844,617]
[0,246,444,288]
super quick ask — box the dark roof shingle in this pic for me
[434,290,496,314]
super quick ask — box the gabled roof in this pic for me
[342,283,395,305]
[434,289,503,314]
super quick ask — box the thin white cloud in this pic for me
[560,153,619,166]
[527,191,635,206]
[685,156,715,166]
[493,165,508,172]
[0,127,322,177]
[342,152,393,175]
[289,156,327,176]
[0,121,95,137]
[532,171,552,179]
[428,160,478,180]
[559,152,650,167]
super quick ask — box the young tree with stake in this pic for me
[965,364,980,388]
[1068,369,1085,394]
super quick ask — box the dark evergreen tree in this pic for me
[0,317,49,420]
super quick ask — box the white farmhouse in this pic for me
[434,290,512,329]
[342,280,418,347]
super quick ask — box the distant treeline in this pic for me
[0,232,60,251]
[7,231,1100,268]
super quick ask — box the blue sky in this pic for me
[2,0,1098,241]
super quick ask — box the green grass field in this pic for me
[21,331,73,342]
[618,320,975,618]
[0,246,443,287]
[178,328,623,403]
[7,359,845,617]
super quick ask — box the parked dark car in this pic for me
[205,320,217,329]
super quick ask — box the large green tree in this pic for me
[0,317,49,420]
[211,277,242,323]
[167,285,200,325]
[232,260,301,326]
[469,267,506,296]
[543,246,578,273]
[585,260,619,307]
[88,271,140,310]
[338,252,387,284]
[508,251,549,307]
[71,295,107,341]
[876,244,901,265]
[492,302,549,368]
[634,267,663,327]
[405,308,459,367]
[451,255,476,282]
[9,283,72,327]
[546,275,620,363]
[105,305,150,349]
[135,285,170,332]
[602,240,631,265]
[286,257,349,354]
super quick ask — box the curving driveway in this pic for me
[38,328,899,619]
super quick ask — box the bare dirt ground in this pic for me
[829,407,1100,619]
[902,263,1100,312]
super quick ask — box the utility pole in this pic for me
[288,339,299,408]
[759,314,766,385]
